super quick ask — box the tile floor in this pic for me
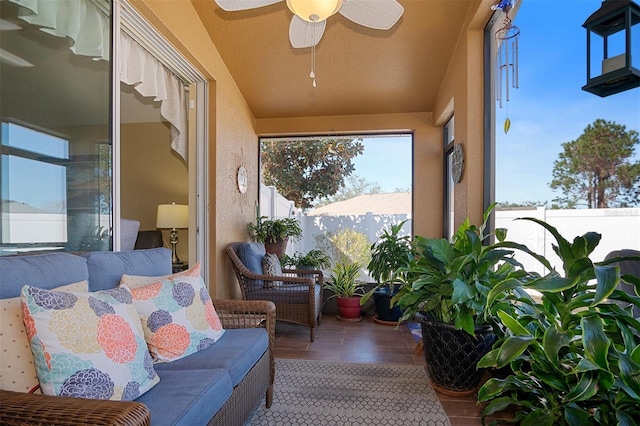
[273,315,512,426]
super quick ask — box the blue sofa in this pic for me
[0,248,275,425]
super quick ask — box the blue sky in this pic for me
[496,0,640,205]
[354,0,640,205]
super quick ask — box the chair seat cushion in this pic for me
[153,328,268,386]
[248,284,321,304]
[135,368,232,426]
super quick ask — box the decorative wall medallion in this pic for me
[452,143,464,184]
[237,166,248,194]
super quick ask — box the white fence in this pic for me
[260,184,639,274]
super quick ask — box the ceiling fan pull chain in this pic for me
[309,25,317,88]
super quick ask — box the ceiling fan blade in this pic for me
[289,16,325,48]
[214,0,282,12]
[339,0,404,30]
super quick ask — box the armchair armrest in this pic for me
[0,389,150,426]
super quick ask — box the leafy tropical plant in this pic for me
[392,204,530,335]
[281,249,331,269]
[324,262,364,299]
[246,216,303,243]
[478,218,640,425]
[361,220,413,304]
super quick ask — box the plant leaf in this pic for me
[592,264,619,305]
[582,315,610,370]
[497,310,531,336]
[521,408,556,426]
[564,404,592,426]
[497,336,535,368]
[542,325,569,367]
[565,371,598,402]
[526,274,576,293]
[619,352,640,397]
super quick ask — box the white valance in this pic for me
[7,0,188,160]
[7,0,110,60]
[119,32,188,160]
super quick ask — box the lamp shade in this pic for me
[156,203,188,229]
[286,0,343,22]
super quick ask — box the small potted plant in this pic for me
[324,262,365,322]
[393,204,530,395]
[281,249,331,270]
[478,218,640,424]
[247,215,303,258]
[361,220,413,324]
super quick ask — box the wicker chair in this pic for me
[226,242,323,341]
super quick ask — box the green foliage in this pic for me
[392,204,530,336]
[315,228,372,268]
[260,137,364,209]
[324,262,364,299]
[550,119,640,208]
[281,249,331,269]
[361,220,413,304]
[478,218,640,425]
[246,216,302,243]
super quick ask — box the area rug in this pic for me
[245,358,450,425]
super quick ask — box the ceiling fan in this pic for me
[214,0,404,48]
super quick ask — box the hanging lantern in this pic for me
[493,0,520,134]
[582,0,640,97]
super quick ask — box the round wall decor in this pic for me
[452,143,464,184]
[237,166,248,194]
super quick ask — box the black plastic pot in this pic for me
[419,314,495,396]
[373,286,403,323]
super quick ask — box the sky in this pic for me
[352,0,640,205]
[495,0,640,205]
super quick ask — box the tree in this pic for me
[313,174,381,208]
[549,119,640,208]
[261,137,364,209]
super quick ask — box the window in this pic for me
[0,0,112,255]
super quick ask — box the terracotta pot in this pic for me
[264,237,288,259]
[336,296,363,320]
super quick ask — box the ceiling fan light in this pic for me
[286,0,343,22]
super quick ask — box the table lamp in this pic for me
[156,203,188,264]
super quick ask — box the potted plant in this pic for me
[478,218,640,424]
[281,249,331,270]
[361,220,413,324]
[247,215,303,258]
[393,204,530,395]
[324,262,365,322]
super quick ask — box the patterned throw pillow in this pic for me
[20,285,159,401]
[0,281,88,393]
[262,253,283,288]
[125,268,224,363]
[120,263,199,289]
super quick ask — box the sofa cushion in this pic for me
[120,262,199,288]
[135,368,233,426]
[83,248,172,292]
[0,253,88,299]
[262,253,283,288]
[21,285,159,401]
[125,267,224,363]
[153,328,268,387]
[236,242,266,275]
[0,281,88,393]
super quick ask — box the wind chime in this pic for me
[492,0,519,134]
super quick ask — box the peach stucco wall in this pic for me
[131,0,490,299]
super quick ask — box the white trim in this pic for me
[112,0,122,251]
[195,82,209,282]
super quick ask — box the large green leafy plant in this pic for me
[246,216,303,243]
[324,262,364,299]
[393,205,529,335]
[361,220,413,303]
[281,249,331,269]
[478,218,640,425]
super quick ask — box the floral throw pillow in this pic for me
[125,271,224,363]
[262,253,283,288]
[20,285,159,401]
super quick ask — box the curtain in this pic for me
[119,32,188,160]
[7,0,188,160]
